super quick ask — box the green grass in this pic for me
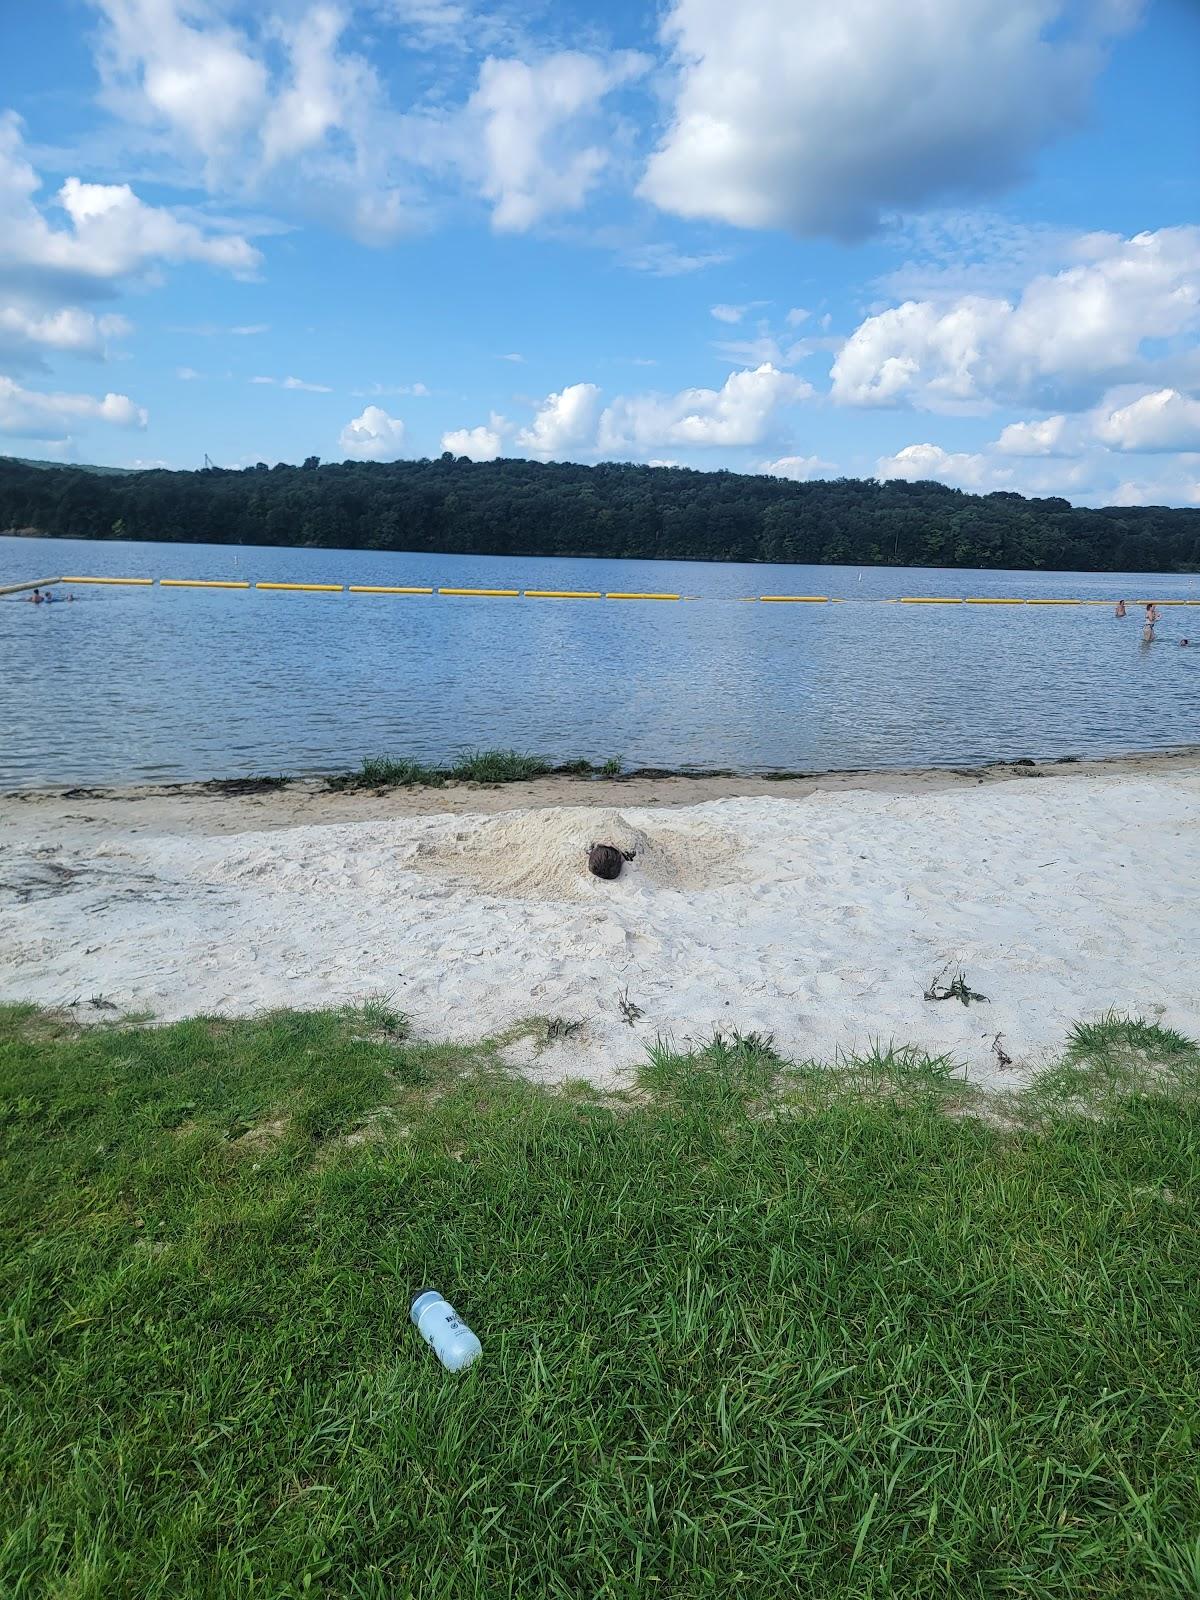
[2,1006,1199,1597]
[450,747,552,784]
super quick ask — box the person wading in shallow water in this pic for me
[1146,602,1159,626]
[1115,599,1126,617]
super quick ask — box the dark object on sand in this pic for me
[587,843,635,880]
[924,962,989,1006]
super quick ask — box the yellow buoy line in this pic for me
[44,575,1200,605]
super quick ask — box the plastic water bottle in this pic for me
[410,1288,482,1372]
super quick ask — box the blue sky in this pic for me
[1,0,1198,504]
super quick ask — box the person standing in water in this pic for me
[1146,602,1159,626]
[1115,599,1126,617]
[26,587,43,604]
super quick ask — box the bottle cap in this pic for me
[410,1286,438,1312]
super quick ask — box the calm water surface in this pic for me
[2,535,1198,787]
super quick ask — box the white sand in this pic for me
[2,765,1197,1090]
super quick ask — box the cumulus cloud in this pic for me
[760,453,836,481]
[1095,388,1200,453]
[994,415,1071,455]
[874,433,1200,506]
[0,111,261,296]
[91,0,421,240]
[515,382,602,456]
[93,0,269,169]
[0,373,147,440]
[875,442,1005,491]
[640,0,1140,238]
[0,304,131,368]
[710,304,748,324]
[831,227,1200,410]
[442,416,508,460]
[599,363,811,452]
[338,404,406,459]
[468,51,648,231]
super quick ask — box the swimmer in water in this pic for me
[26,587,43,604]
[1146,602,1159,625]
[1115,599,1126,617]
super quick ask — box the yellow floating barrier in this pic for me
[965,597,1026,604]
[1026,599,1081,605]
[255,581,343,592]
[605,591,680,600]
[759,594,829,603]
[523,589,602,599]
[61,575,153,585]
[900,597,963,604]
[348,585,434,595]
[438,586,520,597]
[159,578,250,589]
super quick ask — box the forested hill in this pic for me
[3,454,1199,572]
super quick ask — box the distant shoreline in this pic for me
[5,524,1200,579]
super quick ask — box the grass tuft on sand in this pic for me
[2,1005,1199,1597]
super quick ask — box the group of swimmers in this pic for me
[23,587,74,604]
[1115,599,1189,646]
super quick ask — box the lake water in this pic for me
[2,534,1198,788]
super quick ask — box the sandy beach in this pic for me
[3,752,1198,1091]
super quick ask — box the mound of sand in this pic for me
[412,805,740,900]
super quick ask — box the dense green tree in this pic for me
[2,455,1198,572]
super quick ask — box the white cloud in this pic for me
[876,442,1004,491]
[760,453,836,481]
[498,352,525,363]
[0,111,261,291]
[831,227,1200,411]
[251,376,332,391]
[338,403,406,459]
[91,1,420,240]
[785,308,810,327]
[171,321,269,337]
[599,363,811,452]
[1095,388,1200,453]
[640,0,1140,238]
[873,434,1200,506]
[0,373,147,439]
[93,0,269,170]
[994,415,1070,455]
[624,242,732,277]
[1107,467,1200,507]
[468,50,648,231]
[354,381,430,397]
[710,303,747,324]
[442,414,508,460]
[0,304,131,367]
[176,365,201,380]
[261,6,376,169]
[516,382,602,457]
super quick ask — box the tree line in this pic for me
[2,453,1199,572]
